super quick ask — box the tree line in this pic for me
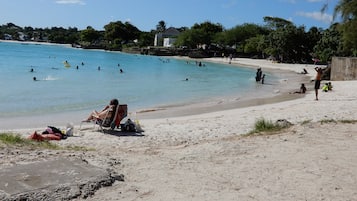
[1,0,356,63]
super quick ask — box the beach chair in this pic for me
[80,104,128,132]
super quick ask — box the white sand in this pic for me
[2,58,357,200]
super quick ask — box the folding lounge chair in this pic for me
[80,104,128,132]
[98,104,128,132]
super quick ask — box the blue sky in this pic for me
[0,0,339,31]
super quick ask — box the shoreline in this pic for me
[0,39,72,47]
[124,56,316,119]
[0,55,310,130]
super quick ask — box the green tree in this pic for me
[175,21,223,48]
[265,23,310,62]
[192,21,223,34]
[80,26,101,43]
[47,26,79,44]
[219,23,269,53]
[306,27,323,53]
[263,16,293,30]
[104,21,140,43]
[138,31,155,47]
[175,28,205,48]
[48,27,66,43]
[66,27,79,44]
[244,35,267,58]
[156,20,166,33]
[314,23,343,62]
[23,26,34,39]
[334,0,357,55]
[123,22,141,40]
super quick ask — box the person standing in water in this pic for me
[261,74,265,84]
[255,68,262,82]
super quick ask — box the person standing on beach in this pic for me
[314,67,323,100]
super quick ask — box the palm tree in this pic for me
[323,0,357,55]
[333,0,357,22]
[156,20,166,33]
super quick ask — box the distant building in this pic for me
[154,27,180,47]
[163,38,176,47]
[18,32,27,41]
[4,34,12,40]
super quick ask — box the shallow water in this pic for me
[0,41,277,118]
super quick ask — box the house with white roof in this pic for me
[154,27,180,47]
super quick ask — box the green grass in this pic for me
[319,119,357,124]
[0,133,60,149]
[320,119,337,124]
[243,118,357,137]
[0,132,93,151]
[66,145,95,151]
[301,119,312,125]
[246,118,289,136]
[339,119,357,124]
[0,133,27,144]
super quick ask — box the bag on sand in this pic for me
[121,119,136,132]
[43,126,67,139]
[65,123,74,136]
[134,119,144,133]
[42,126,61,134]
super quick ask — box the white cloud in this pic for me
[296,11,333,24]
[222,0,238,8]
[55,0,86,5]
[280,0,296,4]
[306,0,324,2]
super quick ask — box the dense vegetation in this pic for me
[1,0,356,63]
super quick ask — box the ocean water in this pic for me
[0,41,274,118]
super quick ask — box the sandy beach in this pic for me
[1,58,357,200]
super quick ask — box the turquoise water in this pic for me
[0,41,271,118]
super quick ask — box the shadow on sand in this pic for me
[102,129,145,137]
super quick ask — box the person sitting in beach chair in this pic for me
[81,99,127,132]
[84,99,119,122]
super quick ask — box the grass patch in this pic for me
[253,119,278,132]
[0,133,60,149]
[245,118,289,136]
[301,119,312,125]
[0,133,27,144]
[320,119,337,124]
[66,145,96,151]
[0,133,93,151]
[320,119,357,124]
[302,119,357,125]
[339,119,357,124]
